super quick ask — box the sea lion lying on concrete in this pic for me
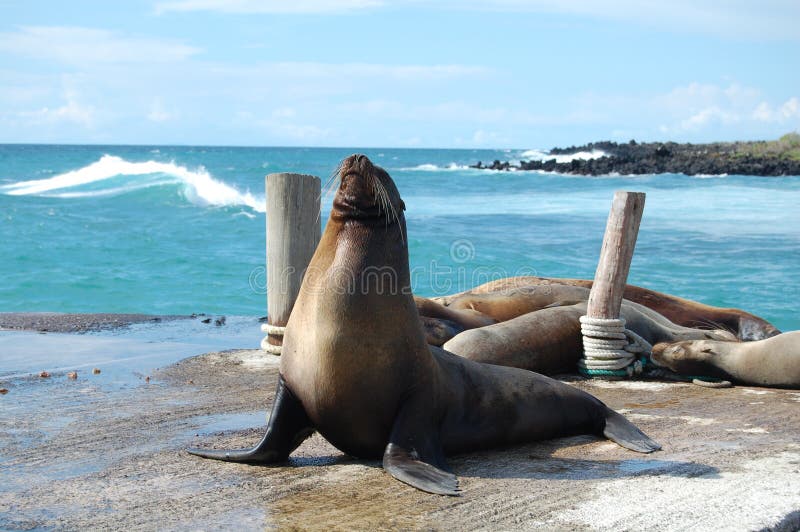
[433,276,779,341]
[188,154,661,496]
[416,283,741,348]
[443,300,736,375]
[651,331,800,389]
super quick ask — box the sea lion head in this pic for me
[332,154,405,226]
[651,340,718,375]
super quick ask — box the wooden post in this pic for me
[586,191,646,319]
[264,173,321,352]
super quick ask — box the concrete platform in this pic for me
[1,349,798,530]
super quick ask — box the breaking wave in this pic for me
[0,155,264,212]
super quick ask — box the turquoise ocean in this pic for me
[1,144,798,334]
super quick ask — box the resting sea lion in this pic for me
[187,154,660,496]
[651,331,800,389]
[444,300,735,374]
[436,276,779,341]
[415,296,496,346]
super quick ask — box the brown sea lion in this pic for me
[187,154,660,496]
[419,316,467,346]
[435,276,779,341]
[421,284,735,348]
[444,300,736,375]
[651,331,800,389]
[415,296,496,345]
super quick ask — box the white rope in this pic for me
[261,323,285,336]
[579,315,653,376]
[261,323,286,355]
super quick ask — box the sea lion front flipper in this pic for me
[382,405,459,496]
[602,408,662,453]
[383,443,459,496]
[186,375,314,463]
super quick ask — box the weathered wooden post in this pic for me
[579,191,647,377]
[261,173,321,355]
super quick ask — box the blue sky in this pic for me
[1,0,798,148]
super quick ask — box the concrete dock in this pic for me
[2,349,798,530]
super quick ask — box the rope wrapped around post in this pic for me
[260,323,286,355]
[578,316,651,377]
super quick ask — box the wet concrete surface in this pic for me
[1,349,799,531]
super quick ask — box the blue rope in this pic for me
[579,356,648,378]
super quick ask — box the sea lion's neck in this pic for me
[327,216,412,298]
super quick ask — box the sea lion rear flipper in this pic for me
[602,408,662,453]
[382,405,459,496]
[186,375,314,463]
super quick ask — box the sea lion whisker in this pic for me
[372,176,402,236]
[372,176,397,231]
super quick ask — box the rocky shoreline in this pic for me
[473,135,800,176]
[0,312,191,333]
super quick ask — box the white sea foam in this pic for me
[520,149,607,163]
[0,155,265,212]
[403,162,471,171]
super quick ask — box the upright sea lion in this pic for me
[436,276,779,341]
[444,300,736,375]
[187,155,660,495]
[651,331,800,389]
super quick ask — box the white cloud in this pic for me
[653,82,800,134]
[425,0,800,41]
[782,98,800,118]
[678,107,739,131]
[573,81,799,138]
[337,100,532,124]
[470,129,506,145]
[155,0,381,14]
[233,109,331,141]
[0,26,200,64]
[752,97,800,123]
[157,1,800,40]
[18,91,95,128]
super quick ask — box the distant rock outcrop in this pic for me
[472,134,800,176]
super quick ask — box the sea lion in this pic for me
[419,316,467,346]
[651,331,800,389]
[415,296,496,346]
[445,285,592,322]
[444,300,736,375]
[436,276,779,341]
[417,284,734,348]
[187,154,660,495]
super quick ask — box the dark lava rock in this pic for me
[475,139,800,176]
